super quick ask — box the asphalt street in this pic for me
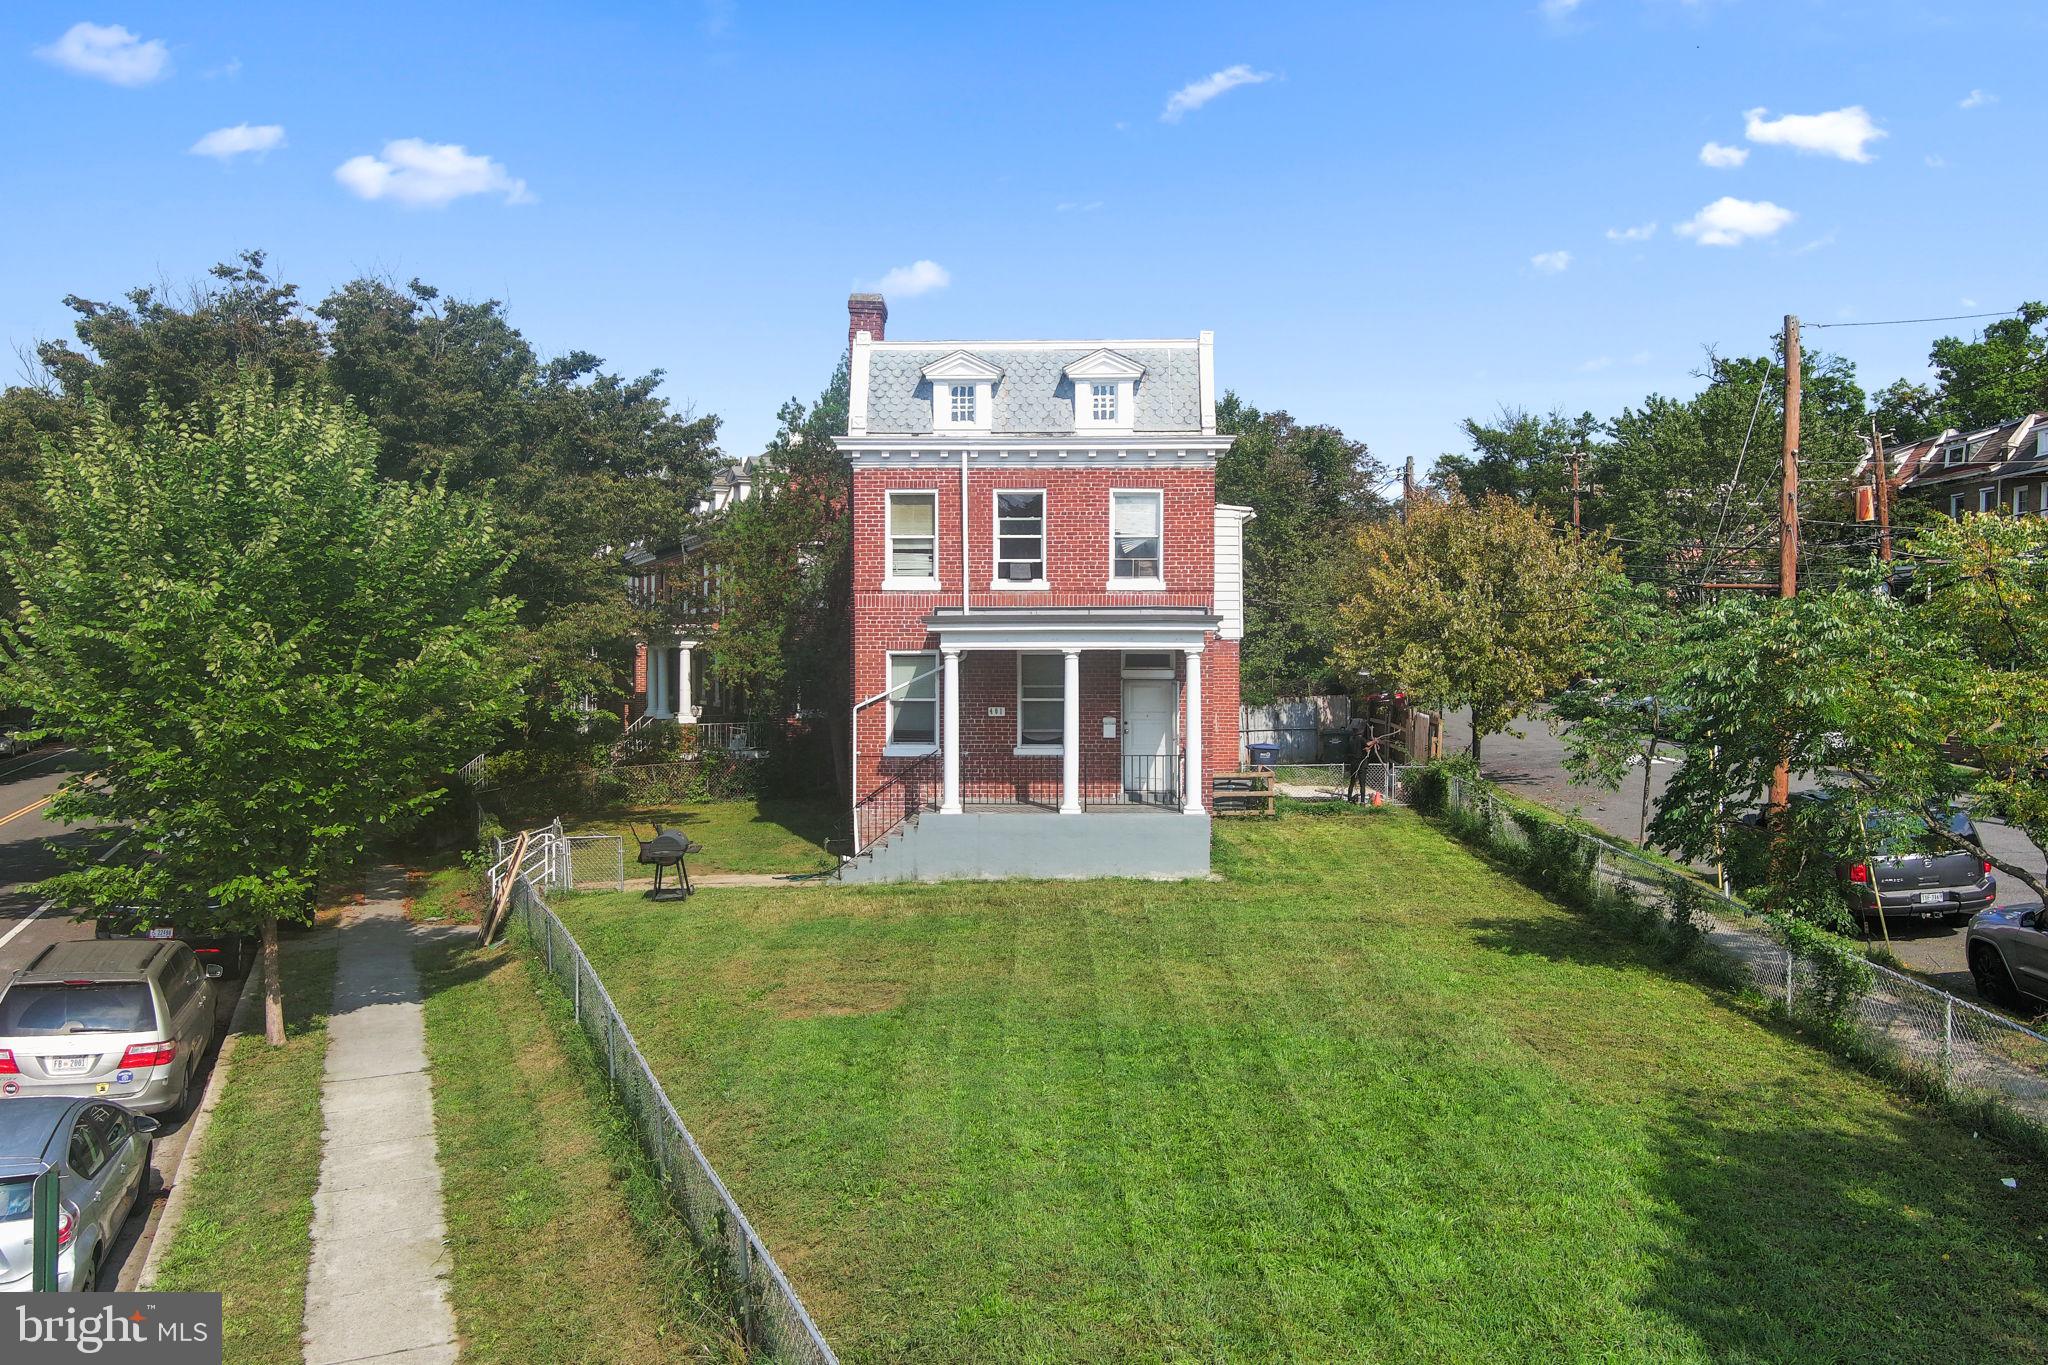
[0,746,236,1290]
[1440,707,2048,1003]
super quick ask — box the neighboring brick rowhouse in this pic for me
[848,293,888,349]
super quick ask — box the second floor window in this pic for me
[949,384,976,423]
[888,491,938,582]
[1090,382,1117,422]
[1111,489,1163,582]
[996,491,1045,583]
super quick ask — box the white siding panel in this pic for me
[1214,504,1254,640]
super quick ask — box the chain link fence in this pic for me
[1438,774,2048,1129]
[506,871,839,1365]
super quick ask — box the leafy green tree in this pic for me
[1433,407,1597,526]
[1332,493,1614,763]
[0,376,521,1043]
[1870,378,1942,445]
[1215,394,1387,701]
[1550,577,1690,844]
[700,360,852,793]
[1924,303,2048,432]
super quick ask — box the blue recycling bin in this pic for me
[1246,742,1280,769]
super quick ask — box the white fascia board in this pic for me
[918,350,1007,382]
[870,338,1200,352]
[929,620,1217,653]
[1063,348,1148,382]
[837,435,1233,457]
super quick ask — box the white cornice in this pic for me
[1063,348,1147,382]
[919,350,1006,383]
[871,338,1200,352]
[834,437,1230,469]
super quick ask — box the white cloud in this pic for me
[1161,64,1275,122]
[1539,0,1583,18]
[1959,89,1996,109]
[1743,105,1886,162]
[1699,141,1749,169]
[1056,200,1104,213]
[335,139,532,207]
[1676,196,1796,247]
[1925,153,1947,169]
[869,260,951,297]
[189,123,285,161]
[1605,221,1656,242]
[35,22,170,86]
[1579,355,1613,372]
[1530,249,1572,274]
[1961,297,1977,307]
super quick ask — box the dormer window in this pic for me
[922,351,1003,433]
[1065,349,1146,433]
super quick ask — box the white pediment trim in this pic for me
[1063,348,1148,382]
[919,350,1006,383]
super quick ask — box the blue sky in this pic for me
[1,2,2038,470]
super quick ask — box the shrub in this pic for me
[1771,914,1874,1037]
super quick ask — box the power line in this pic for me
[1805,308,2024,330]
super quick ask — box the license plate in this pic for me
[45,1056,90,1075]
[1918,891,1947,905]
[146,927,175,940]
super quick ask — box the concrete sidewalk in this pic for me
[302,870,458,1365]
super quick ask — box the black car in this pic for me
[1738,795,1996,928]
[93,908,252,980]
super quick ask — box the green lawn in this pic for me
[153,941,337,1365]
[549,808,2048,1363]
[564,797,837,876]
[418,937,742,1363]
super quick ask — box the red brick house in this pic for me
[837,293,1250,881]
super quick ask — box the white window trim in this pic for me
[990,488,1048,590]
[882,650,940,756]
[922,352,1002,434]
[883,489,942,591]
[1979,486,1995,515]
[1064,349,1144,433]
[1014,651,1064,755]
[1950,493,1965,520]
[1106,488,1166,591]
[2017,485,2032,517]
[1121,651,1176,679]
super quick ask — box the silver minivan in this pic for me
[0,940,216,1115]
[0,1097,156,1291]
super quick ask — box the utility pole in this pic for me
[1871,415,1892,563]
[1770,313,1801,812]
[1569,448,1582,533]
[1402,455,1415,522]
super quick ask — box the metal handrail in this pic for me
[852,750,940,855]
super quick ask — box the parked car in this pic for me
[1737,795,1995,928]
[0,733,32,760]
[0,940,216,1115]
[1967,907,2048,1008]
[94,907,252,979]
[0,1097,157,1291]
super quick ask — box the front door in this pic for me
[1121,679,1177,804]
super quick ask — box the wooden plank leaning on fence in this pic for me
[480,830,530,946]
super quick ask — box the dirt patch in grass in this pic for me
[152,942,338,1365]
[406,851,483,925]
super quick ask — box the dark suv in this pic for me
[94,907,251,979]
[1737,795,1996,928]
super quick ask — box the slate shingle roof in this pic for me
[866,345,1202,435]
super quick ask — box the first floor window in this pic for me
[1091,382,1117,422]
[1980,487,1996,514]
[1018,653,1064,748]
[2018,486,2034,517]
[888,491,938,580]
[888,653,937,746]
[996,491,1045,582]
[949,384,976,423]
[1950,493,1965,520]
[1112,489,1163,581]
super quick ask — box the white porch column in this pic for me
[941,648,963,814]
[648,647,669,718]
[1184,647,1204,814]
[675,642,695,722]
[1060,648,1082,814]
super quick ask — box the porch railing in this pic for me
[852,750,941,854]
[1096,752,1184,809]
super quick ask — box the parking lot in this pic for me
[0,745,238,1289]
[1441,708,2048,1004]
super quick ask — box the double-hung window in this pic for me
[1090,382,1117,422]
[949,384,976,424]
[1017,654,1064,751]
[1980,487,1996,515]
[995,491,1045,585]
[886,653,938,750]
[886,490,939,586]
[2018,486,2033,517]
[1111,489,1163,585]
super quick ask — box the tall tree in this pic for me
[1433,407,1597,526]
[700,359,853,793]
[0,376,520,1043]
[1331,493,1614,762]
[1922,303,2048,433]
[1215,394,1386,701]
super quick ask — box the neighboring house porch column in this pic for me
[1060,648,1082,814]
[675,641,696,722]
[1184,646,1204,814]
[647,646,669,719]
[940,648,962,814]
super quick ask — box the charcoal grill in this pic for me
[634,825,702,900]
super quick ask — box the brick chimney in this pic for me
[847,292,887,350]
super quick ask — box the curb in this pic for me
[135,959,264,1290]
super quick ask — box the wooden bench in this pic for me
[1211,770,1277,817]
